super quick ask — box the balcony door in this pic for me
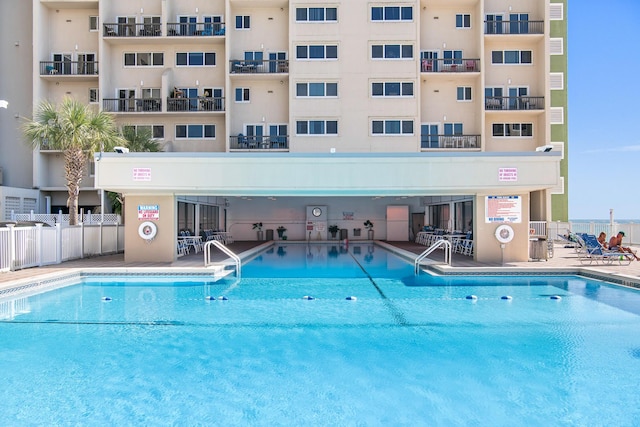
[52,53,72,75]
[117,16,136,36]
[269,52,287,73]
[269,124,288,148]
[77,53,96,74]
[117,89,135,112]
[508,87,528,110]
[245,124,264,148]
[421,124,439,149]
[486,14,503,34]
[179,16,197,36]
[509,13,529,34]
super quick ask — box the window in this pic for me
[296,82,338,97]
[371,6,413,21]
[457,87,472,101]
[371,82,413,97]
[456,14,471,28]
[492,123,533,137]
[371,44,413,59]
[491,50,532,64]
[176,52,216,66]
[296,7,337,22]
[235,15,250,29]
[124,52,163,67]
[296,45,338,60]
[235,88,250,102]
[89,88,98,103]
[175,124,215,139]
[89,16,98,31]
[296,120,338,135]
[372,120,414,135]
[123,125,165,139]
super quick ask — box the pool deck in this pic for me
[2,240,640,292]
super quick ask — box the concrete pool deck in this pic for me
[2,240,640,292]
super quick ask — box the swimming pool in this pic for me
[1,243,640,426]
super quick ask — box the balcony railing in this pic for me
[485,96,544,111]
[421,135,480,150]
[167,22,225,37]
[103,23,162,37]
[103,98,162,113]
[421,58,479,73]
[230,135,289,150]
[167,97,225,112]
[230,60,289,74]
[40,61,98,76]
[484,20,544,35]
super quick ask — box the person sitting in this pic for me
[608,231,640,261]
[597,232,608,249]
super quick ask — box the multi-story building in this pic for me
[0,0,568,264]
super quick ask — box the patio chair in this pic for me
[577,234,632,265]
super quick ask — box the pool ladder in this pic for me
[204,240,241,278]
[414,239,452,274]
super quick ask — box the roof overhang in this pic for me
[94,152,561,197]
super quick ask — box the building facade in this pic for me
[0,0,568,264]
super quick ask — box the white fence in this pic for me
[11,210,120,226]
[0,224,124,272]
[548,221,640,245]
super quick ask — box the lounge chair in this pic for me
[577,234,632,265]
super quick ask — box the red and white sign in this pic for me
[133,168,152,181]
[138,204,159,220]
[498,167,518,182]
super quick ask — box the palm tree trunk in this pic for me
[65,148,85,225]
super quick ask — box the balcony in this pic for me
[230,59,289,74]
[485,96,544,111]
[421,58,479,73]
[103,98,162,113]
[40,61,98,76]
[484,20,544,35]
[103,23,162,37]
[167,97,225,112]
[230,135,289,150]
[420,135,480,150]
[167,23,225,37]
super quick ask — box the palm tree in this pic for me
[23,98,124,225]
[107,125,163,217]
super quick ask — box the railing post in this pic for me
[80,222,85,258]
[35,223,43,267]
[55,223,62,264]
[7,224,16,271]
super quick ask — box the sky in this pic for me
[568,0,640,220]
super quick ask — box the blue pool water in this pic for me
[1,243,640,426]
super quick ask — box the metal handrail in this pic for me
[204,240,241,278]
[414,239,452,274]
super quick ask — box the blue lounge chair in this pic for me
[577,234,632,265]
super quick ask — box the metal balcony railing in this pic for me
[103,98,162,113]
[230,135,289,150]
[230,59,289,74]
[421,58,479,73]
[485,96,544,111]
[167,22,225,37]
[103,23,162,37]
[167,97,225,112]
[484,20,544,35]
[421,135,480,149]
[40,61,98,76]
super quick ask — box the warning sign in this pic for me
[485,196,521,223]
[138,204,159,220]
